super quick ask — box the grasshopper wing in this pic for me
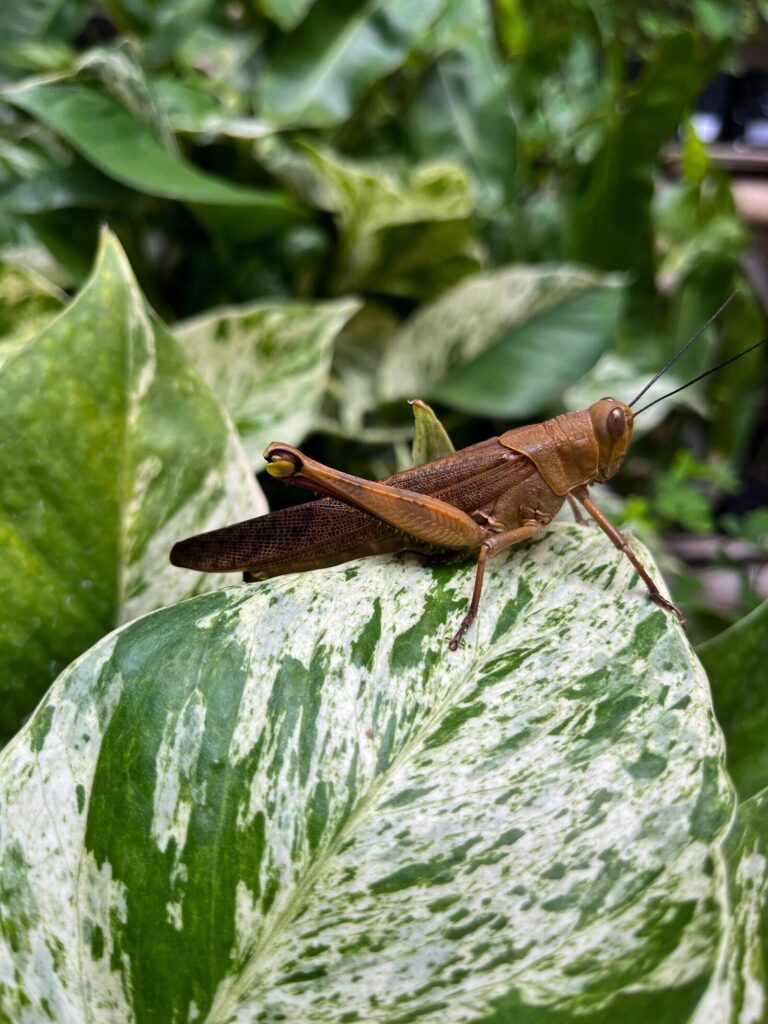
[170,437,535,579]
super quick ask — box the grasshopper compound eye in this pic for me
[607,407,626,439]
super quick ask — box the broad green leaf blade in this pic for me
[378,265,625,418]
[257,0,316,31]
[175,298,361,464]
[258,138,477,295]
[0,229,265,742]
[255,0,445,128]
[0,525,739,1022]
[405,30,517,212]
[410,398,454,465]
[3,80,300,236]
[0,259,64,369]
[698,600,768,802]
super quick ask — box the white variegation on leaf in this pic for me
[0,524,755,1022]
[257,138,479,295]
[377,265,625,418]
[0,260,64,369]
[0,228,264,740]
[175,298,361,465]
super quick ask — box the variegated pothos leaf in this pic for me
[0,229,265,741]
[377,265,624,418]
[175,298,361,465]
[0,524,751,1022]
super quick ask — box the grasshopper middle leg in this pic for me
[448,522,541,650]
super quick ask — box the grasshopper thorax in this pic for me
[588,398,634,482]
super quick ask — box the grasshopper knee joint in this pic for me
[264,446,302,479]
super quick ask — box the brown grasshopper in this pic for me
[171,304,764,649]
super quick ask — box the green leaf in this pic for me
[3,80,300,237]
[259,138,476,295]
[698,601,768,802]
[378,265,625,418]
[409,398,454,465]
[257,0,316,31]
[255,0,445,128]
[0,259,64,369]
[0,229,265,742]
[405,29,517,211]
[565,33,722,287]
[280,141,473,236]
[0,163,132,214]
[153,78,271,139]
[103,0,216,62]
[711,787,768,1018]
[175,298,361,464]
[0,0,65,44]
[0,524,741,1021]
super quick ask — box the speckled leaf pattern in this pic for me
[377,266,625,417]
[175,298,361,465]
[0,524,748,1023]
[694,787,768,1024]
[0,261,64,369]
[0,229,265,741]
[258,138,475,294]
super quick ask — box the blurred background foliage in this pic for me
[1,0,767,656]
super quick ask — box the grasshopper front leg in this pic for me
[572,488,686,627]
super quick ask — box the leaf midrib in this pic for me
[210,582,490,1016]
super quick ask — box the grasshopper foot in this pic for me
[448,612,475,651]
[650,591,687,629]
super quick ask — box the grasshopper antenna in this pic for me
[634,337,768,415]
[629,291,738,408]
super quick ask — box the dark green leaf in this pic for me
[256,0,445,128]
[4,81,300,236]
[379,265,625,418]
[698,601,768,801]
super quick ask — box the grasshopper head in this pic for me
[589,398,634,482]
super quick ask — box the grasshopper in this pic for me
[171,301,764,649]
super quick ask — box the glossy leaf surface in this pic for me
[699,600,768,802]
[378,265,624,417]
[4,80,300,235]
[0,230,264,740]
[0,525,744,1022]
